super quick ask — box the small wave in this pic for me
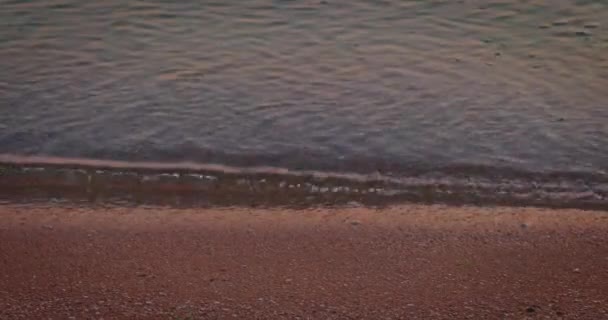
[1,154,606,210]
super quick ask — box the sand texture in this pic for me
[1,204,608,319]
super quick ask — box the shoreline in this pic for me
[2,154,608,210]
[1,204,608,319]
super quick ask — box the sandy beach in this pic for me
[1,204,607,319]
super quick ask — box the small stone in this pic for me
[575,30,592,37]
[584,22,600,29]
[552,19,571,26]
[538,24,551,29]
[346,201,362,208]
[350,220,362,226]
[573,268,581,273]
[526,306,536,313]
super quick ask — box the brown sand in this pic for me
[1,204,607,319]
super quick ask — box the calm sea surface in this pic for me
[1,0,607,177]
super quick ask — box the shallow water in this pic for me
[1,0,607,177]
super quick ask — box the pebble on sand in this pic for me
[552,19,571,26]
[574,30,592,37]
[584,22,600,29]
[346,201,362,208]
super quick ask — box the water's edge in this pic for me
[1,154,607,210]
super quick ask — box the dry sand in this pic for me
[1,204,608,319]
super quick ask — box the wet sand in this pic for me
[1,204,608,319]
[3,156,608,210]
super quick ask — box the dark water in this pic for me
[1,0,608,178]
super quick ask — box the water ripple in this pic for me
[1,0,607,175]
